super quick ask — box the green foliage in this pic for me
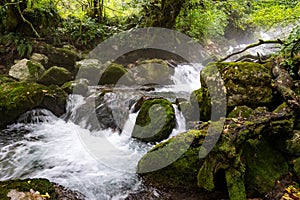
[14,38,32,57]
[279,26,300,77]
[247,1,300,29]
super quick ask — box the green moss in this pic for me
[27,60,45,81]
[0,82,67,127]
[225,168,247,200]
[131,98,176,142]
[138,129,206,189]
[38,66,73,86]
[0,178,57,200]
[98,63,130,85]
[243,139,289,196]
[0,74,16,84]
[199,62,273,115]
[228,106,253,118]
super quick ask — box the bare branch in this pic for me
[220,39,285,62]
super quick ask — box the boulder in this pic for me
[75,59,132,86]
[243,139,289,197]
[75,59,103,85]
[132,59,173,85]
[9,59,45,82]
[0,82,67,128]
[38,66,73,86]
[61,78,89,96]
[131,98,176,143]
[98,63,131,85]
[30,53,49,66]
[0,178,84,200]
[138,105,293,198]
[193,62,273,121]
[35,43,79,72]
[227,105,253,118]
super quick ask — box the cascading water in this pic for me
[0,63,203,199]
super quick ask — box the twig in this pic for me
[220,39,285,62]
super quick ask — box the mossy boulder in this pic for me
[138,104,293,198]
[98,63,131,85]
[0,178,84,200]
[35,43,79,72]
[194,62,273,121]
[9,59,45,82]
[38,66,73,86]
[133,59,173,85]
[75,59,103,85]
[228,106,253,118]
[61,78,89,96]
[0,82,67,128]
[131,98,176,143]
[30,53,49,66]
[243,139,289,197]
[137,129,206,189]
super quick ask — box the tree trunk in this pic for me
[142,0,187,29]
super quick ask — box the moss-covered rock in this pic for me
[137,129,206,189]
[0,74,16,84]
[35,43,79,72]
[194,62,273,121]
[0,178,84,200]
[131,98,176,142]
[138,104,293,198]
[227,106,253,118]
[0,82,67,127]
[9,59,45,82]
[99,63,131,85]
[243,139,289,197]
[133,59,173,85]
[61,78,89,96]
[30,53,49,66]
[75,59,103,85]
[38,66,73,86]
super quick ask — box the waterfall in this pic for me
[0,63,203,199]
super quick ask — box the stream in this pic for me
[0,63,203,199]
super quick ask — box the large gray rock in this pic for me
[38,66,73,86]
[9,59,45,82]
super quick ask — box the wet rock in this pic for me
[131,98,176,142]
[35,43,79,72]
[227,105,253,118]
[0,82,67,128]
[9,59,45,82]
[193,62,273,121]
[243,139,289,197]
[38,66,73,86]
[0,178,84,200]
[98,63,132,85]
[61,78,89,96]
[131,59,174,85]
[138,106,293,198]
[75,59,103,85]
